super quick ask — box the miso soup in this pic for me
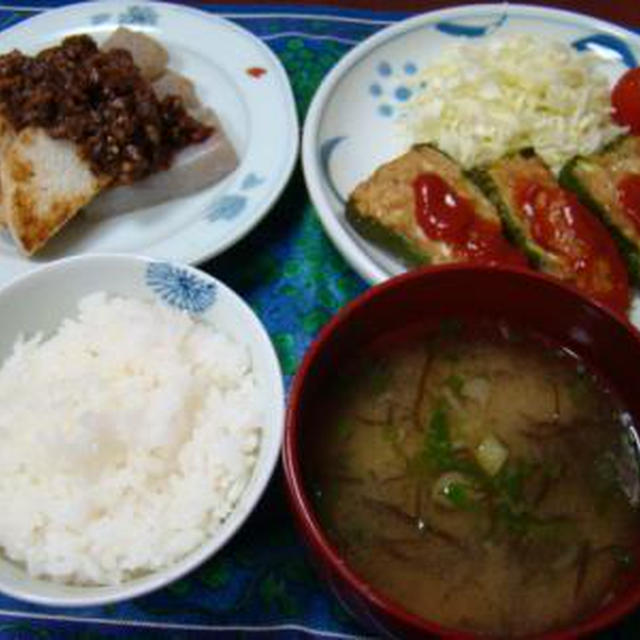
[308,320,640,637]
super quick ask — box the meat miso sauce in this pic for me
[308,320,640,637]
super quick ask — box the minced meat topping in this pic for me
[0,35,212,185]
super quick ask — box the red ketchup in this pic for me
[515,180,630,314]
[412,173,527,268]
[618,173,640,233]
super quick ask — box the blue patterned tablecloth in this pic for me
[0,2,639,638]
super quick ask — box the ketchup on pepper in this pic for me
[516,180,629,314]
[413,173,527,268]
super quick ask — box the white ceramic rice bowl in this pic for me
[0,253,284,606]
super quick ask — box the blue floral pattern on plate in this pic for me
[145,262,216,314]
[90,12,111,26]
[319,136,347,204]
[208,195,248,222]
[435,13,507,38]
[369,59,420,118]
[241,173,266,190]
[207,173,265,223]
[90,5,159,26]
[119,5,158,26]
[572,34,637,67]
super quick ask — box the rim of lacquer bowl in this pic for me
[283,263,640,639]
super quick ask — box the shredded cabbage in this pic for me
[401,34,627,172]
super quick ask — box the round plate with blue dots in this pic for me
[302,3,640,286]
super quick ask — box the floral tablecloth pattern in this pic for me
[0,2,639,638]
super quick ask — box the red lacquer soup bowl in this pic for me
[283,265,640,639]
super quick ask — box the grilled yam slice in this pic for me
[1,128,109,255]
[559,135,640,283]
[346,144,511,267]
[0,113,16,225]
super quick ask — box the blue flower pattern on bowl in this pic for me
[146,262,216,314]
[207,173,265,223]
[369,60,418,119]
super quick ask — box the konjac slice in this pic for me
[472,149,630,314]
[83,109,238,217]
[559,135,640,283]
[152,70,199,108]
[346,145,527,268]
[101,27,168,81]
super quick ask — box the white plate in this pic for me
[0,1,298,284]
[302,3,640,321]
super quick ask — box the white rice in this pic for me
[0,292,262,586]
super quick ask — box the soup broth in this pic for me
[308,320,640,637]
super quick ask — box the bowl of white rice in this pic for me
[0,254,285,606]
